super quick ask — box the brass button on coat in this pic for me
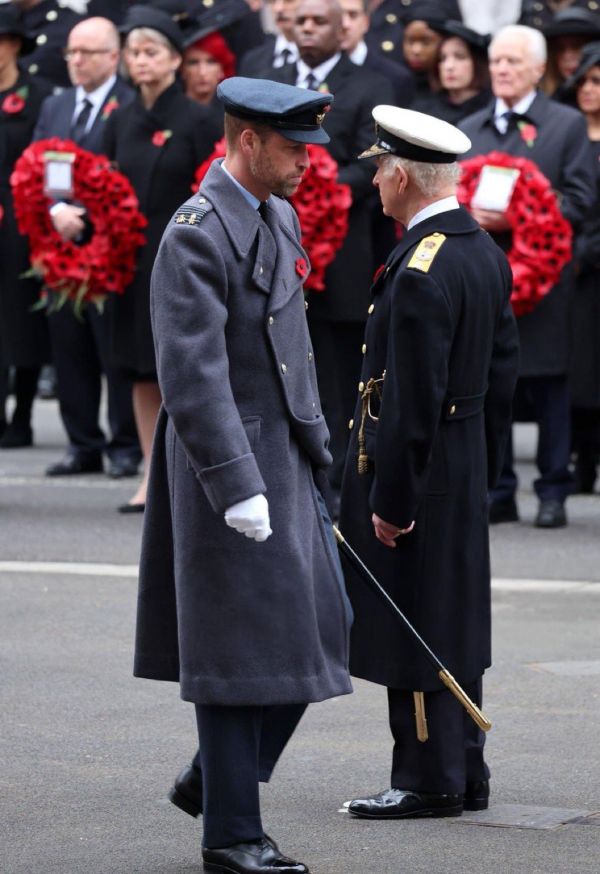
[449,404,456,416]
[281,363,287,374]
[36,34,48,45]
[268,316,274,326]
[348,418,354,429]
[358,381,365,392]
[362,343,367,354]
[368,303,375,314]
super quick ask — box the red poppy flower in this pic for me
[2,93,25,114]
[373,264,386,283]
[193,140,352,292]
[152,129,172,147]
[517,122,537,147]
[295,258,308,278]
[458,151,572,317]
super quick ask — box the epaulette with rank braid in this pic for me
[173,195,212,227]
[406,233,446,273]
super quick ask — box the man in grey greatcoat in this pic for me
[133,77,353,874]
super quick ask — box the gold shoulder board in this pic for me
[406,233,446,273]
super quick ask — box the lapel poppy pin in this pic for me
[152,129,173,147]
[373,263,386,283]
[101,95,119,120]
[517,120,537,148]
[295,258,308,278]
[2,86,28,115]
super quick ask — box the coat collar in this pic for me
[477,90,548,131]
[200,159,264,260]
[385,206,479,274]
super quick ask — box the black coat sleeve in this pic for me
[370,268,454,528]
[557,112,596,229]
[484,258,519,489]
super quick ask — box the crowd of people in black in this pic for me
[0,0,599,524]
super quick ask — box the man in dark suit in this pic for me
[237,0,300,77]
[460,23,595,528]
[137,77,352,874]
[270,0,395,506]
[33,16,140,477]
[520,0,600,31]
[340,104,519,820]
[340,0,415,105]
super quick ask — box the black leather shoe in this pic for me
[488,498,519,524]
[464,779,489,811]
[46,454,103,476]
[535,499,567,528]
[0,422,33,448]
[117,502,145,514]
[107,458,139,478]
[348,788,463,819]
[169,765,203,818]
[202,839,308,873]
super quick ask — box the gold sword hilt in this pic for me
[438,669,492,732]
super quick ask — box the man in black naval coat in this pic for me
[460,24,595,528]
[339,105,519,818]
[33,16,140,477]
[135,78,352,873]
[269,0,395,505]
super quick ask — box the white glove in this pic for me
[224,494,272,542]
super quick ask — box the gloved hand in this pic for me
[224,494,272,542]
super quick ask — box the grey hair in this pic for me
[126,27,180,56]
[490,25,547,64]
[381,155,461,198]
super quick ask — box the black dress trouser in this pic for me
[48,304,139,461]
[193,703,307,848]
[388,678,489,795]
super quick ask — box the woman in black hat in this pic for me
[401,3,445,101]
[0,6,51,448]
[542,8,600,96]
[181,22,236,133]
[411,21,492,123]
[559,41,600,492]
[103,6,220,510]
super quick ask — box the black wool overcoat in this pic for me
[570,139,600,408]
[134,160,353,706]
[102,82,221,378]
[0,72,51,368]
[460,92,595,377]
[339,208,519,691]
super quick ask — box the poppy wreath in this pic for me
[10,138,147,313]
[457,151,572,318]
[193,140,352,292]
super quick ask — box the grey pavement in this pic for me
[1,401,599,874]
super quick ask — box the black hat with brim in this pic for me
[432,20,491,56]
[119,5,184,54]
[0,7,35,56]
[558,39,600,96]
[543,8,600,39]
[217,77,333,144]
[404,1,446,28]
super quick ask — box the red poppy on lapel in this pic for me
[517,121,537,148]
[295,258,308,278]
[373,264,385,283]
[152,129,173,147]
[2,92,26,114]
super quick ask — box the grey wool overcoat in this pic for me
[134,159,353,707]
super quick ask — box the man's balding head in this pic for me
[66,17,121,91]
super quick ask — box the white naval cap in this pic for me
[358,105,472,164]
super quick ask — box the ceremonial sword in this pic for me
[333,525,492,734]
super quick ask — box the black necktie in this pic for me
[71,98,93,143]
[280,48,292,66]
[305,73,318,91]
[258,201,269,222]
